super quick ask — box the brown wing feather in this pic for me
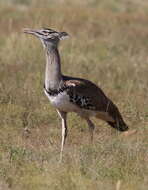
[63,76,128,131]
[65,78,113,112]
[65,79,120,119]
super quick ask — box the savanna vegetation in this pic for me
[0,0,147,189]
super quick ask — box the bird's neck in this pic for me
[45,47,62,90]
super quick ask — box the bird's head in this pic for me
[23,28,69,49]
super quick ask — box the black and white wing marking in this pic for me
[68,92,96,110]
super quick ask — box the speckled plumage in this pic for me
[24,27,129,161]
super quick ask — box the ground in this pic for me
[0,0,147,189]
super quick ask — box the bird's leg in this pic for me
[57,110,67,162]
[86,119,95,143]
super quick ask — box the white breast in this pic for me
[44,90,79,112]
[44,90,106,119]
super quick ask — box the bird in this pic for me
[24,28,129,161]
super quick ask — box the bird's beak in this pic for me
[23,28,41,38]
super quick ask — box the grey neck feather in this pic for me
[45,45,62,90]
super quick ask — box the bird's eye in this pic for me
[42,30,49,35]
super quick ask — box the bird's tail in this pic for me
[107,102,129,132]
[107,120,128,132]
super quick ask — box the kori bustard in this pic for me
[24,28,129,160]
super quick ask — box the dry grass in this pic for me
[0,0,148,189]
